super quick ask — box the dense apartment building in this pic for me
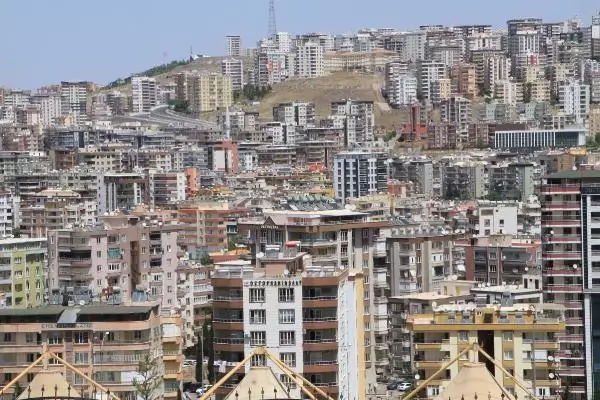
[558,80,590,125]
[0,238,47,308]
[389,158,436,198]
[47,213,181,309]
[176,259,212,347]
[489,162,536,201]
[333,151,387,202]
[131,76,158,113]
[177,200,249,257]
[211,252,370,399]
[19,189,97,237]
[330,99,375,143]
[96,173,148,214]
[0,303,184,400]
[226,35,242,57]
[60,81,89,124]
[148,171,187,207]
[0,191,13,237]
[295,41,326,78]
[387,227,456,295]
[273,102,316,127]
[540,170,600,397]
[175,72,233,112]
[221,58,244,93]
[407,303,564,399]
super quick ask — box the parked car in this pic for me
[196,385,213,395]
[183,382,202,392]
[387,381,400,390]
[397,382,412,392]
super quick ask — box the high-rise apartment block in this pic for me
[0,304,184,400]
[0,238,47,308]
[334,151,387,202]
[211,256,369,399]
[540,171,600,396]
[273,102,316,127]
[60,81,89,124]
[175,72,233,113]
[221,58,244,93]
[295,41,325,78]
[330,99,375,143]
[131,76,158,113]
[47,213,181,309]
[558,80,590,125]
[226,35,242,57]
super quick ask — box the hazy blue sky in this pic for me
[1,0,598,89]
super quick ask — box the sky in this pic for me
[1,0,598,89]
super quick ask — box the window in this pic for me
[74,332,89,344]
[3,333,12,342]
[503,351,513,360]
[250,288,265,303]
[458,331,468,342]
[96,251,102,258]
[25,333,36,343]
[279,331,296,346]
[250,331,266,346]
[48,334,63,345]
[503,332,513,341]
[250,310,266,324]
[278,288,294,302]
[281,352,296,368]
[49,353,63,364]
[280,375,297,389]
[75,352,89,364]
[279,309,295,324]
[251,354,266,367]
[27,353,37,363]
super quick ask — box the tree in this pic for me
[200,253,212,266]
[203,319,215,383]
[12,382,24,400]
[132,353,162,400]
[195,332,203,385]
[562,385,572,400]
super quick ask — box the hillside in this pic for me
[246,72,406,132]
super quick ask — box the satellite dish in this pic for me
[573,264,578,269]
[548,355,554,361]
[414,374,421,380]
[283,269,289,276]
[451,274,458,281]
[256,252,265,259]
[524,267,529,272]
[432,301,438,308]
[548,373,555,379]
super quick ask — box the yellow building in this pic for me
[175,71,233,112]
[0,238,47,308]
[407,304,565,399]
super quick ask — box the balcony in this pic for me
[545,284,583,293]
[540,185,580,194]
[544,235,581,243]
[543,251,581,260]
[541,219,580,227]
[303,360,338,373]
[556,367,585,376]
[303,338,338,351]
[541,202,580,210]
[543,268,580,276]
[556,334,584,342]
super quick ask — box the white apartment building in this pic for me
[221,58,244,93]
[295,41,325,78]
[148,171,186,207]
[30,94,62,126]
[388,75,418,107]
[470,202,519,236]
[417,60,448,101]
[558,80,590,125]
[430,78,452,102]
[261,122,295,145]
[494,79,524,106]
[60,81,88,123]
[0,191,12,237]
[334,151,387,202]
[272,102,316,127]
[226,35,242,57]
[276,32,293,53]
[330,99,375,143]
[484,56,512,93]
[131,76,158,113]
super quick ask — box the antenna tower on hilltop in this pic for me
[268,0,277,38]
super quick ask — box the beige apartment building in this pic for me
[46,212,181,310]
[175,71,233,112]
[237,209,390,388]
[211,248,368,400]
[407,303,565,399]
[0,303,183,400]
